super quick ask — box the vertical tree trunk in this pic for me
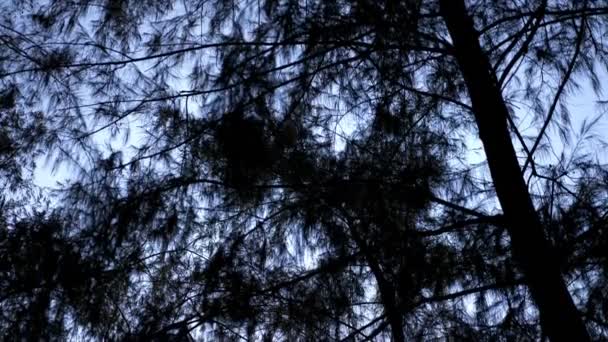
[438,1,590,341]
[348,220,405,342]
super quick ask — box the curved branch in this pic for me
[522,11,587,173]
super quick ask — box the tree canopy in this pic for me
[1,0,608,340]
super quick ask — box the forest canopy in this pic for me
[1,0,608,341]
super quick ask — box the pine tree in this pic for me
[1,0,608,340]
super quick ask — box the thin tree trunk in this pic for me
[438,1,590,341]
[345,215,405,342]
[358,244,405,342]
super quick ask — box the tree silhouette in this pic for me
[1,0,608,340]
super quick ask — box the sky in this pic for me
[31,67,608,209]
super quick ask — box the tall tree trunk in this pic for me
[438,1,590,341]
[347,219,405,342]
